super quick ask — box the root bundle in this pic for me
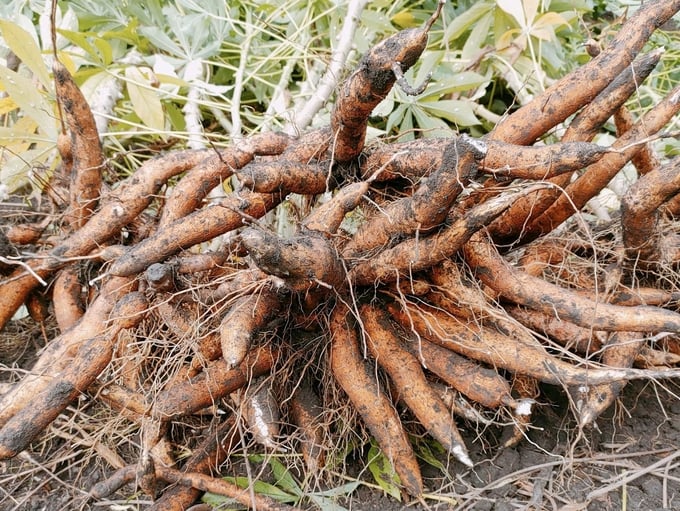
[2,1,680,508]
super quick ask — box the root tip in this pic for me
[452,444,473,468]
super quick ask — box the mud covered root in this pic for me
[329,303,423,497]
[0,291,148,459]
[241,227,345,294]
[360,304,473,467]
[330,1,443,163]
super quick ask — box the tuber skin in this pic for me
[331,1,443,163]
[220,287,281,368]
[578,331,643,426]
[329,303,423,497]
[109,191,282,277]
[489,0,680,144]
[241,228,346,293]
[401,330,514,410]
[622,156,680,267]
[390,300,680,386]
[348,184,541,285]
[491,48,665,242]
[2,1,680,501]
[53,61,105,230]
[524,84,680,242]
[151,346,277,420]
[464,232,680,333]
[0,292,148,459]
[360,304,473,467]
[343,135,486,261]
[0,150,212,331]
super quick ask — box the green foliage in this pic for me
[374,0,595,139]
[201,454,360,510]
[366,441,402,501]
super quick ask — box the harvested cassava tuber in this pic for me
[480,141,610,180]
[0,291,148,459]
[159,132,290,227]
[464,232,680,333]
[343,135,486,261]
[331,0,443,163]
[349,184,542,285]
[491,48,664,240]
[506,306,605,356]
[241,227,345,292]
[53,61,105,230]
[0,275,136,429]
[0,150,212,331]
[489,0,680,144]
[110,190,282,277]
[524,84,680,241]
[236,376,284,451]
[401,332,514,410]
[301,179,371,236]
[290,381,326,473]
[388,301,680,387]
[146,417,239,511]
[151,346,277,420]
[360,304,473,467]
[52,265,85,332]
[3,2,680,506]
[237,160,332,194]
[578,331,643,426]
[622,156,680,267]
[220,286,281,368]
[329,303,423,497]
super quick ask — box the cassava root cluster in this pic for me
[2,1,680,508]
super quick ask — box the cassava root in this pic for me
[2,2,680,508]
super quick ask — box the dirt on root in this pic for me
[1,329,679,511]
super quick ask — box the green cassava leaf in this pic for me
[0,20,51,89]
[443,1,494,42]
[0,66,57,139]
[268,456,302,496]
[421,99,480,126]
[224,476,299,503]
[124,66,165,131]
[200,492,244,508]
[423,71,488,98]
[411,104,452,137]
[367,443,401,501]
[461,8,493,61]
[58,29,102,64]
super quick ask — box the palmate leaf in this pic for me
[411,104,452,138]
[0,66,57,140]
[124,66,165,132]
[461,8,494,61]
[422,70,488,98]
[0,19,51,89]
[443,1,494,42]
[420,99,480,127]
[58,29,114,66]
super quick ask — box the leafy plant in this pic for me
[202,454,360,510]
